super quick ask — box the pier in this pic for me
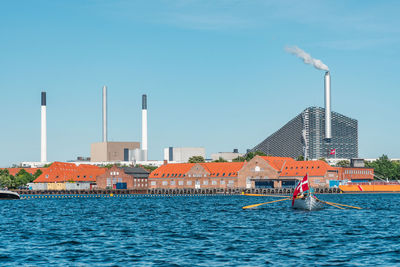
[14,187,341,196]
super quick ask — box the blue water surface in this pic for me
[1,194,400,266]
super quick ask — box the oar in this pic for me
[242,193,290,198]
[242,197,291,209]
[322,200,362,210]
[315,198,347,210]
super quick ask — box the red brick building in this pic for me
[149,156,374,190]
[96,166,149,190]
[148,162,244,189]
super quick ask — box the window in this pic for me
[107,178,111,187]
[162,181,168,186]
[178,181,184,185]
[171,181,176,185]
[221,180,225,185]
[187,181,192,185]
[212,181,217,185]
[222,173,225,176]
[228,180,234,184]
[151,181,156,186]
[118,178,122,183]
[216,173,219,176]
[162,174,165,177]
[203,180,208,185]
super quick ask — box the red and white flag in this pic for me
[330,148,336,155]
[292,174,310,206]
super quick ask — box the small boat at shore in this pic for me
[0,190,20,200]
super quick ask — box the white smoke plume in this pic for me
[285,46,329,71]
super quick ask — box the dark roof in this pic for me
[122,167,149,178]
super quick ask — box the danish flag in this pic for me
[330,148,336,155]
[292,174,310,206]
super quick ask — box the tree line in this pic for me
[0,169,42,189]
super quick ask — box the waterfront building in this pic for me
[149,156,374,190]
[250,106,358,160]
[91,142,140,162]
[32,162,106,190]
[148,162,244,189]
[96,166,149,190]
[163,147,206,163]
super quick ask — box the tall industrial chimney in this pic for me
[41,92,47,163]
[102,86,107,142]
[142,94,148,161]
[324,71,332,140]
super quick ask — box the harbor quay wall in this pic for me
[13,187,342,195]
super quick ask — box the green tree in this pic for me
[188,156,205,163]
[335,160,350,167]
[296,155,304,161]
[232,151,267,162]
[33,169,43,180]
[365,155,400,180]
[213,157,228,162]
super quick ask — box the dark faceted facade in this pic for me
[251,107,358,159]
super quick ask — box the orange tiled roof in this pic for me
[260,156,295,171]
[34,162,106,183]
[149,163,196,178]
[279,160,335,177]
[200,162,244,177]
[150,162,245,178]
[0,168,44,176]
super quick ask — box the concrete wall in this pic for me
[47,183,66,190]
[29,183,47,190]
[65,182,91,190]
[91,142,140,162]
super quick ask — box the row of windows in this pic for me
[285,166,320,170]
[153,172,238,178]
[344,170,372,175]
[151,180,235,186]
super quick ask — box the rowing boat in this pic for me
[292,195,324,211]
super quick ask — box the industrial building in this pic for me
[90,87,147,162]
[91,142,140,162]
[163,147,206,163]
[251,106,358,160]
[250,72,358,160]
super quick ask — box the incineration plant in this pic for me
[250,72,358,160]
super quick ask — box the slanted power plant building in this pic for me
[251,106,358,160]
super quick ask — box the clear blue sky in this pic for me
[1,0,399,167]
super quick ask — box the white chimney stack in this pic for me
[324,71,332,140]
[102,86,107,142]
[142,94,148,161]
[41,92,47,163]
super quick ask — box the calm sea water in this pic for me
[1,194,399,266]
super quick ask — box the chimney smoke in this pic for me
[285,46,329,71]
